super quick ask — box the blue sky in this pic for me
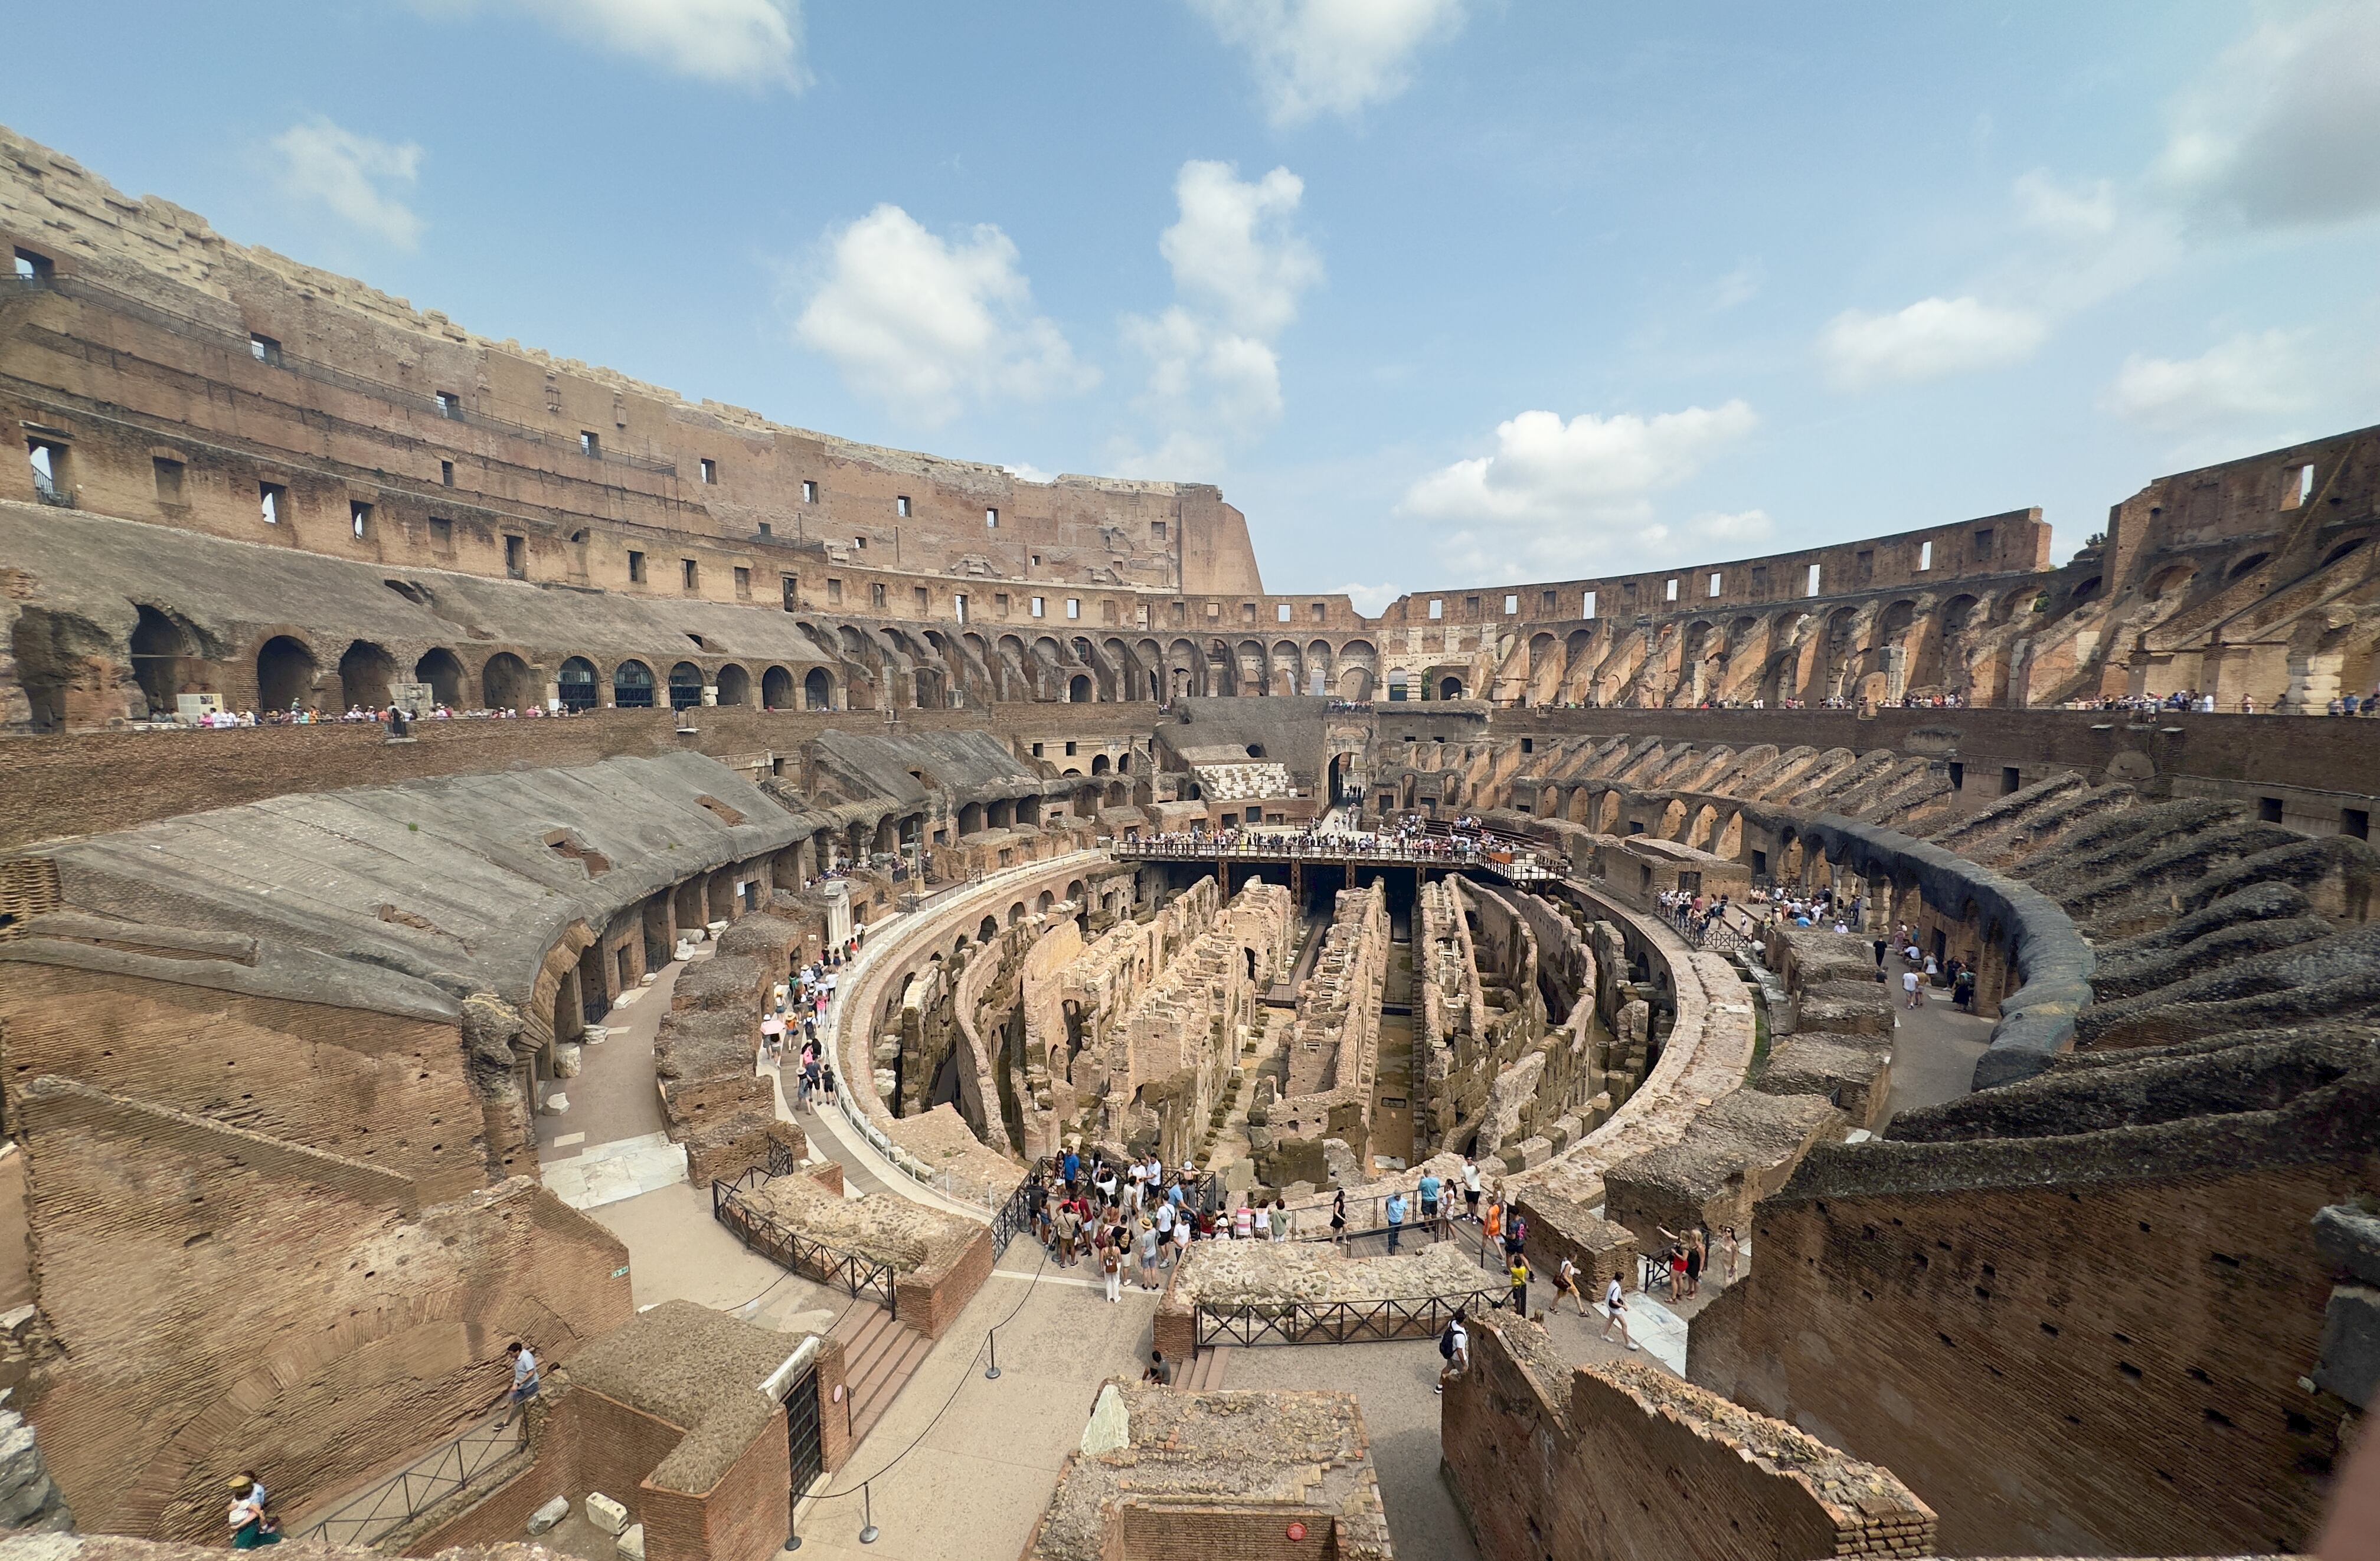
[5,1,2378,607]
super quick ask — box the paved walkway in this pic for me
[787,1239,1159,1559]
[540,945,707,1209]
[1880,955,1996,1121]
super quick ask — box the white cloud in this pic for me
[1399,401,1758,577]
[1710,258,1764,312]
[1120,161,1322,477]
[1160,162,1324,339]
[1688,509,1773,547]
[268,119,425,248]
[429,0,809,89]
[2153,4,2380,229]
[1003,462,1057,485]
[1330,582,1401,616]
[1819,296,2048,391]
[2102,330,2316,434]
[2014,171,2117,241]
[793,205,1095,426]
[1187,0,1465,125]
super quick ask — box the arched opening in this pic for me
[256,635,317,712]
[2228,553,2269,580]
[613,659,656,709]
[2071,577,2101,603]
[129,605,197,717]
[978,915,999,943]
[557,656,599,712]
[959,801,986,835]
[482,651,535,712]
[1091,754,1110,774]
[804,666,834,710]
[415,647,465,708]
[2323,538,2368,569]
[1438,676,1463,701]
[1068,674,1093,703]
[668,661,705,712]
[714,663,751,705]
[1387,669,1410,702]
[761,665,794,709]
[337,640,397,711]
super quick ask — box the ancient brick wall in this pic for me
[641,1399,789,1561]
[0,962,486,1201]
[1444,1317,1934,1561]
[17,1077,632,1542]
[1686,1147,2367,1555]
[894,1223,996,1341]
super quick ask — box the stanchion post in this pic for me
[858,1482,879,1544]
[985,1327,1001,1379]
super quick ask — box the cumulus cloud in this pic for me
[1819,296,2048,391]
[1399,401,1758,578]
[2013,170,2118,241]
[421,0,808,90]
[793,205,1095,426]
[2153,4,2380,229]
[1187,0,1465,125]
[1003,462,1057,485]
[1120,161,1322,477]
[269,119,425,248]
[2102,330,2316,434]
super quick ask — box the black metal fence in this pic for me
[712,1168,899,1312]
[296,1416,525,1547]
[1194,1284,1506,1347]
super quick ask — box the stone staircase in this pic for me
[829,1303,936,1447]
[1176,1345,1232,1390]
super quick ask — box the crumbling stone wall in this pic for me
[1686,1062,2380,1557]
[1444,1316,1936,1561]
[1254,880,1390,1186]
[1757,929,1896,1131]
[14,1077,630,1543]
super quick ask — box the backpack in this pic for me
[1439,1323,1457,1360]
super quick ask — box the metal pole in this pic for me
[985,1327,1001,1379]
[858,1483,879,1544]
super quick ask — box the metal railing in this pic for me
[1194,1284,1506,1347]
[712,1170,899,1312]
[296,1416,525,1547]
[1112,837,1552,876]
[1663,904,1754,956]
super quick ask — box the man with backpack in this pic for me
[1436,1309,1469,1395]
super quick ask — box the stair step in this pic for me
[845,1321,929,1411]
[847,1332,934,1445]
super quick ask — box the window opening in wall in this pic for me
[1665,578,1679,602]
[153,456,184,504]
[1065,741,1078,756]
[1031,553,1042,567]
[12,247,54,280]
[440,459,455,487]
[2002,766,2021,795]
[1277,603,1292,622]
[2282,463,2316,508]
[1751,565,1769,594]
[1309,601,1325,622]
[827,577,843,603]
[1067,598,1082,619]
[1504,594,1519,614]
[1708,572,1722,597]
[1031,596,1046,617]
[1152,520,1168,541]
[259,481,286,525]
[249,333,282,366]
[430,516,453,549]
[854,535,868,550]
[1465,595,1480,613]
[2345,808,2370,842]
[1857,549,1875,582]
[628,551,646,582]
[1948,761,1964,791]
[1583,590,1597,618]
[580,430,600,456]
[24,440,66,504]
[2258,797,2284,824]
[781,575,797,611]
[1973,528,1994,559]
[1521,737,1534,753]
[350,500,372,539]
[505,535,526,577]
[896,495,911,517]
[872,581,888,609]
[733,566,751,598]
[914,586,929,610]
[954,593,968,623]
[699,457,716,485]
[1032,742,1044,757]
[1807,564,1822,595]
[985,507,998,528]
[757,521,770,537]
[801,479,817,503]
[1428,598,1443,619]
[437,391,461,420]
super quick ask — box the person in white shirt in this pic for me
[1902,967,1924,1009]
[1462,1156,1484,1222]
[1599,1275,1638,1351]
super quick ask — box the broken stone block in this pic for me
[527,1495,570,1535]
[551,1042,583,1079]
[540,1091,570,1117]
[586,1492,630,1536]
[617,1523,646,1561]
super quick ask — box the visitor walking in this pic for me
[1462,1156,1482,1222]
[1506,1253,1530,1316]
[1902,964,1924,1009]
[1418,1168,1443,1240]
[1385,1189,1408,1254]
[1436,1309,1470,1395]
[1600,1274,1639,1351]
[1330,1187,1348,1247]
[495,1341,540,1428]
[1719,1226,1741,1286]
[228,1477,280,1549]
[1555,1255,1588,1316]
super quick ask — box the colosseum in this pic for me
[1,107,2376,1561]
